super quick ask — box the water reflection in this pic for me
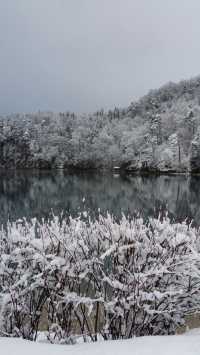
[0,170,199,226]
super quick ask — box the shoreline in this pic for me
[0,166,199,176]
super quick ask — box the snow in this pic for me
[1,215,200,340]
[1,333,200,355]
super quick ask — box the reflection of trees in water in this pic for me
[188,177,200,224]
[0,171,199,225]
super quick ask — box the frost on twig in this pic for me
[0,214,200,342]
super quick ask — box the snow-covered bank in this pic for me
[1,333,200,355]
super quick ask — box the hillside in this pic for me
[1,76,200,172]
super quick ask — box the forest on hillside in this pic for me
[1,76,200,172]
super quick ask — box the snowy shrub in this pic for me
[0,214,200,342]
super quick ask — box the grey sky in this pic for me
[0,0,200,114]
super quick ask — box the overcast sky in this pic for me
[0,0,200,114]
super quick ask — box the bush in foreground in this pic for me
[0,214,200,343]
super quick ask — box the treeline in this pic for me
[1,76,200,171]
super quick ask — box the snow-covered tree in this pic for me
[1,214,200,342]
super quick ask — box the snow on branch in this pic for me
[0,214,200,343]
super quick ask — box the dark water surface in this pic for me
[0,170,200,226]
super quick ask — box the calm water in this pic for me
[0,170,200,226]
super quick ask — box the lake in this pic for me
[0,170,200,226]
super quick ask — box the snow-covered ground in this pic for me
[1,331,200,355]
